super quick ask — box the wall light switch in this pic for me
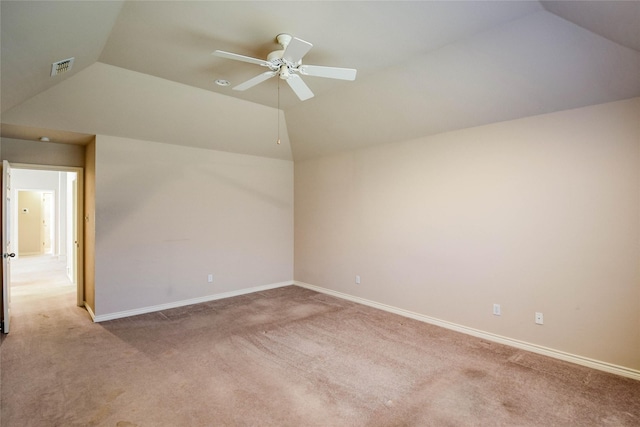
[355,275,361,284]
[535,312,544,325]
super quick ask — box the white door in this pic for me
[2,160,14,333]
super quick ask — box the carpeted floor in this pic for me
[9,254,73,288]
[1,257,639,426]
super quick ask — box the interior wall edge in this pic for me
[294,280,640,381]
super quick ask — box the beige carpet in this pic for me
[1,259,639,426]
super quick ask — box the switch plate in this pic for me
[355,275,361,284]
[493,304,501,316]
[207,274,214,283]
[535,312,543,325]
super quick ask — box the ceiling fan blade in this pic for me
[233,71,277,91]
[212,50,270,67]
[298,65,357,81]
[283,37,313,64]
[286,74,314,101]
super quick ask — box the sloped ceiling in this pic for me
[1,1,639,161]
[0,1,124,113]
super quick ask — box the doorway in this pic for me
[9,165,84,308]
[17,190,55,256]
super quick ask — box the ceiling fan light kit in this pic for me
[213,33,357,101]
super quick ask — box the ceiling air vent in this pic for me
[50,57,74,76]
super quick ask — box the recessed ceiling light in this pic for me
[39,136,50,142]
[215,79,230,87]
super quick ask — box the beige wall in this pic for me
[17,191,43,255]
[294,97,640,371]
[0,138,85,167]
[94,135,293,316]
[83,140,96,312]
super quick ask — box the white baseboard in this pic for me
[92,281,292,323]
[294,281,640,381]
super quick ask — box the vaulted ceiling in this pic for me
[1,1,639,161]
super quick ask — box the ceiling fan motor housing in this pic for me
[267,49,299,79]
[267,50,285,62]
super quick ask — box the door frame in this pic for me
[10,163,84,306]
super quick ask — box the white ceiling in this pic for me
[1,1,639,161]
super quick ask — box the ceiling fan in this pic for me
[213,34,357,101]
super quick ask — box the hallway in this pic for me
[8,255,78,330]
[12,255,72,288]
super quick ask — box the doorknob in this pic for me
[3,253,15,259]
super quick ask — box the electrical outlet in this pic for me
[207,274,214,283]
[493,304,501,316]
[355,275,361,284]
[535,312,543,325]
